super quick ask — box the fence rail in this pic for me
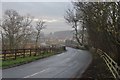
[1,46,66,61]
[97,49,120,79]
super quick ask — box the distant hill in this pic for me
[45,30,74,40]
[53,30,74,39]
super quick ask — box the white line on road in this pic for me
[23,68,50,78]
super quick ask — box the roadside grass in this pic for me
[1,51,55,69]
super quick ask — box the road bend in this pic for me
[2,47,92,78]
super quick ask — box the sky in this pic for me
[1,0,118,34]
[1,2,73,34]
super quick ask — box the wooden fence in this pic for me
[97,49,120,79]
[1,46,66,61]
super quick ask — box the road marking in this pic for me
[23,68,49,78]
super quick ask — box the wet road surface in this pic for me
[2,47,92,78]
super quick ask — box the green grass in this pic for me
[1,52,55,69]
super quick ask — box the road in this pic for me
[2,47,92,78]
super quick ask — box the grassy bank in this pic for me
[2,52,56,69]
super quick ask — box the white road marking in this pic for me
[23,68,49,78]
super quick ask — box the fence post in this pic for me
[34,48,37,56]
[36,48,38,56]
[23,49,25,58]
[52,47,54,53]
[42,48,45,58]
[38,48,41,55]
[47,48,48,53]
[63,46,66,51]
[3,50,6,61]
[29,49,31,56]
[14,49,17,60]
[50,47,52,53]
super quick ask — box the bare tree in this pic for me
[1,9,22,49]
[73,2,120,65]
[1,9,33,49]
[64,9,82,46]
[20,14,33,48]
[35,20,46,48]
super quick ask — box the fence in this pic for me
[1,46,66,61]
[97,49,120,79]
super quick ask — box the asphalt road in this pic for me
[2,47,92,78]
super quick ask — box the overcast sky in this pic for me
[2,2,73,34]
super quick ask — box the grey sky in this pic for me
[2,2,73,34]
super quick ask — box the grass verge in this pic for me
[1,52,55,69]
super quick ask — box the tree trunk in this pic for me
[81,25,84,45]
[35,31,40,48]
[74,22,82,46]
